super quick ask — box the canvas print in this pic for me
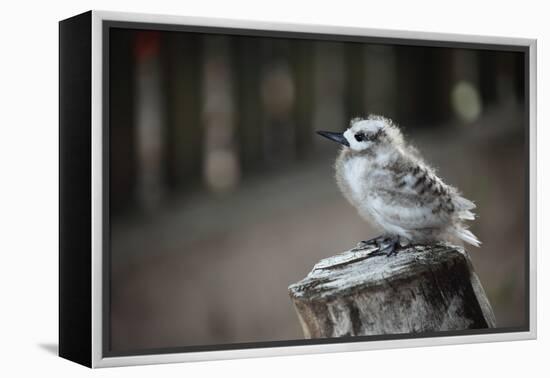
[107,27,527,355]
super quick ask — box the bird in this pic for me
[317,115,480,256]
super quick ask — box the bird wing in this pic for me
[365,163,460,236]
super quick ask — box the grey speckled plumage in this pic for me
[321,115,480,248]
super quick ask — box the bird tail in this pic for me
[454,196,476,210]
[458,210,475,220]
[455,227,481,247]
[454,196,477,221]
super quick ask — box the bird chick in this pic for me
[317,115,480,256]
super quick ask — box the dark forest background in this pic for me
[108,28,527,353]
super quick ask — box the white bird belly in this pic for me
[340,157,396,233]
[341,157,370,203]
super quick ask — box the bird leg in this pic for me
[356,235,403,257]
[379,235,401,257]
[359,235,391,248]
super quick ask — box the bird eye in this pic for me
[355,132,367,142]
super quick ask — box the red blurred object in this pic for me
[134,31,161,61]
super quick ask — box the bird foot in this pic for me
[381,238,400,257]
[359,235,390,248]
[358,235,401,257]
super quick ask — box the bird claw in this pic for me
[358,235,401,257]
[369,235,400,257]
[383,241,400,257]
[360,235,390,248]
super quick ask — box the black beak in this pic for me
[316,131,350,147]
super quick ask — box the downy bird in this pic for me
[317,115,480,256]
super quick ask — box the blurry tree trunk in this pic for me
[291,40,315,159]
[202,36,239,193]
[478,50,524,108]
[345,43,366,120]
[135,31,165,211]
[478,50,498,106]
[313,42,346,142]
[396,47,452,128]
[289,243,496,338]
[364,45,397,119]
[234,37,263,173]
[513,52,526,104]
[495,51,522,105]
[260,39,296,166]
[162,33,203,191]
[430,49,453,124]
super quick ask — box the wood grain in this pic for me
[289,242,496,338]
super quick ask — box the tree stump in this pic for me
[288,242,496,338]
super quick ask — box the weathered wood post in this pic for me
[288,242,496,338]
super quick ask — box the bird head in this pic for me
[317,115,402,152]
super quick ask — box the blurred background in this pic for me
[108,28,527,353]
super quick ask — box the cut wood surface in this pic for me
[288,242,496,338]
